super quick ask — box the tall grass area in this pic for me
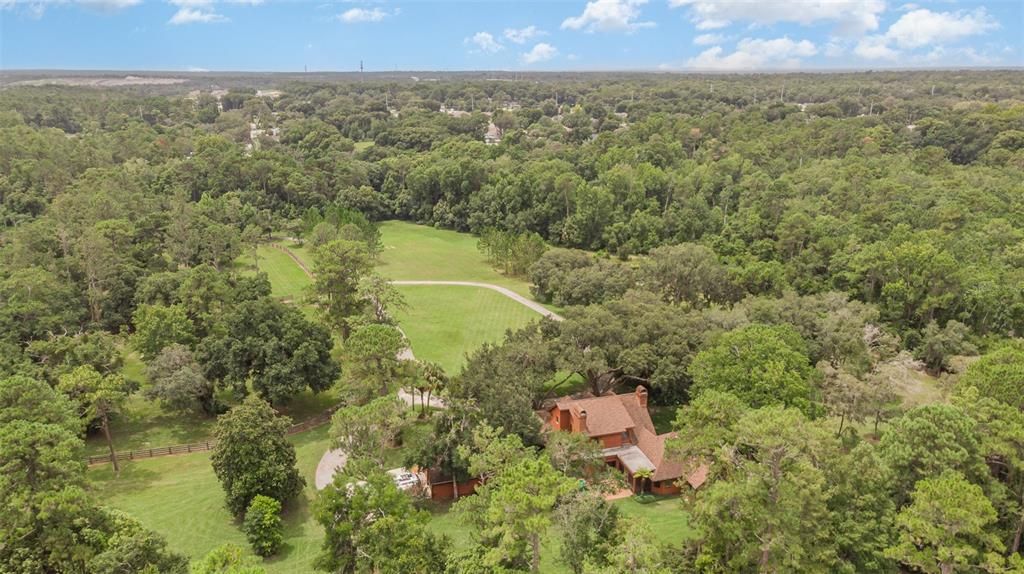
[393,285,540,373]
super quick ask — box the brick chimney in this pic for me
[578,409,588,433]
[636,385,648,409]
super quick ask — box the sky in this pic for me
[1,0,1022,72]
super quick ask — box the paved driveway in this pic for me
[315,448,349,490]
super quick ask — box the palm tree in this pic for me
[414,361,448,418]
[633,468,653,494]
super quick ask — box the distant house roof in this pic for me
[554,391,655,438]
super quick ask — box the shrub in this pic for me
[242,495,283,557]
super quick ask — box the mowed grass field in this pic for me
[89,426,333,574]
[394,285,542,372]
[375,220,541,302]
[251,245,311,301]
[281,221,554,373]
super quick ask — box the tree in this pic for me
[146,344,216,415]
[132,303,196,358]
[342,324,406,402]
[546,430,619,487]
[688,324,818,415]
[191,544,266,574]
[243,495,283,558]
[211,396,305,516]
[0,374,82,434]
[0,377,178,573]
[0,267,84,346]
[878,404,990,504]
[478,228,548,277]
[958,340,1024,410]
[953,387,1024,556]
[329,396,407,467]
[916,320,976,373]
[57,365,130,474]
[25,330,123,384]
[822,443,899,573]
[0,376,100,573]
[557,490,620,574]
[675,404,839,572]
[642,243,734,308]
[818,362,874,437]
[358,273,408,324]
[455,451,575,572]
[314,468,449,573]
[308,239,372,339]
[412,360,447,417]
[87,510,189,574]
[886,472,1003,574]
[583,518,671,574]
[198,297,339,405]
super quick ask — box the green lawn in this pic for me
[376,220,541,302]
[252,245,311,301]
[615,496,697,545]
[90,426,333,574]
[393,285,541,373]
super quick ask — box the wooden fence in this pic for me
[86,440,217,465]
[86,405,339,466]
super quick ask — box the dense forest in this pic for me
[2,70,1024,573]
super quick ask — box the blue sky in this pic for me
[1,0,1021,71]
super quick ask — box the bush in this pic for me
[633,493,657,504]
[242,495,283,557]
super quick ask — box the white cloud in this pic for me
[561,0,654,33]
[693,33,722,46]
[824,40,846,58]
[521,42,558,64]
[686,36,817,70]
[466,31,503,53]
[854,35,898,60]
[169,6,226,24]
[504,25,544,44]
[854,8,999,60]
[885,8,998,49]
[338,7,394,23]
[670,0,885,36]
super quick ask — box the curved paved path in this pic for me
[390,280,563,321]
[315,448,349,489]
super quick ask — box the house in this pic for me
[548,386,708,495]
[484,121,502,145]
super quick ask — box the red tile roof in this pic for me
[553,389,707,489]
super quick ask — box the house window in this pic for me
[621,431,628,443]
